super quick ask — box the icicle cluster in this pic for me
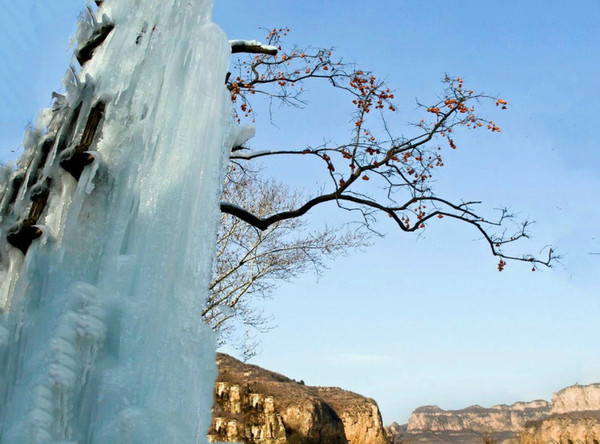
[0,0,245,442]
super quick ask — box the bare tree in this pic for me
[206,28,558,356]
[222,29,557,270]
[206,166,368,359]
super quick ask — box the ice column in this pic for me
[0,0,236,442]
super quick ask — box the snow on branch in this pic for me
[230,40,278,56]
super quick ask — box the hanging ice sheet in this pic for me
[0,0,241,442]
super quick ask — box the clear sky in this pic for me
[1,1,599,425]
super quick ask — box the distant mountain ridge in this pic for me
[388,383,600,444]
[387,400,549,444]
[407,400,550,433]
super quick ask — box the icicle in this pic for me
[62,66,81,102]
[0,0,237,442]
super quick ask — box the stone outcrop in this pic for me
[208,353,388,444]
[406,401,550,433]
[551,384,600,415]
[387,383,600,444]
[314,386,388,444]
[513,384,600,444]
[210,381,287,443]
[518,412,600,444]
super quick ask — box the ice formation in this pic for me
[0,0,240,442]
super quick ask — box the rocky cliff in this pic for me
[513,383,600,444]
[406,401,550,433]
[551,383,600,415]
[313,386,388,444]
[517,412,600,444]
[387,383,600,444]
[208,353,388,444]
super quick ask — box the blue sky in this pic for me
[1,1,599,424]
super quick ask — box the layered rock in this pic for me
[406,401,550,433]
[512,384,600,444]
[518,412,600,444]
[208,353,388,444]
[551,384,600,415]
[387,383,600,444]
[210,381,287,443]
[314,386,388,444]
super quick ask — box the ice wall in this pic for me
[0,0,236,442]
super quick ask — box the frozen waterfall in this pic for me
[0,0,239,442]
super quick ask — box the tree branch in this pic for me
[230,40,278,56]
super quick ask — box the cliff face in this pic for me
[387,383,600,444]
[551,383,600,415]
[208,353,388,444]
[514,384,600,444]
[314,387,388,444]
[406,401,550,433]
[518,412,600,444]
